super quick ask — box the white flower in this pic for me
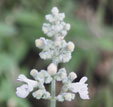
[64,93,75,101]
[54,24,63,32]
[35,37,46,48]
[68,72,77,81]
[57,93,75,102]
[42,23,50,34]
[61,53,72,63]
[47,31,54,37]
[47,63,57,76]
[58,13,65,21]
[55,68,67,81]
[32,89,51,99]
[69,76,89,100]
[56,36,64,41]
[51,7,59,15]
[30,69,38,79]
[65,24,71,31]
[16,84,30,98]
[16,7,90,102]
[35,39,43,48]
[39,50,54,60]
[32,89,44,99]
[64,93,72,101]
[45,14,54,22]
[56,95,64,102]
[61,21,66,26]
[55,40,61,46]
[30,69,52,84]
[61,72,67,79]
[66,42,75,52]
[42,27,48,34]
[38,70,52,84]
[30,69,45,83]
[61,30,67,37]
[16,74,38,98]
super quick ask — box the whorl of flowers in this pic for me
[16,7,89,102]
[35,7,74,64]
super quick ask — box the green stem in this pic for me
[50,78,56,107]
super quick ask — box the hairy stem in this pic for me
[50,78,56,107]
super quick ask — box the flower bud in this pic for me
[61,72,67,79]
[35,39,44,48]
[61,30,67,36]
[57,95,64,102]
[32,89,43,99]
[47,63,57,76]
[30,69,38,78]
[55,40,61,46]
[51,7,59,15]
[36,90,43,96]
[67,42,75,52]
[69,72,77,81]
[42,27,48,34]
[45,14,54,22]
[57,36,64,40]
[59,13,65,21]
[64,93,72,101]
[65,24,71,30]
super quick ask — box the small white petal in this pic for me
[17,74,38,91]
[17,74,27,82]
[69,76,89,100]
[30,69,38,78]
[16,85,30,98]
[80,76,88,83]
[80,93,90,99]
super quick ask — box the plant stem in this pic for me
[50,78,56,107]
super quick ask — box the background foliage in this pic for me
[0,0,113,107]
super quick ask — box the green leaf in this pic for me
[0,53,16,73]
[0,23,17,37]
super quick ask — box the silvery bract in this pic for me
[16,7,89,102]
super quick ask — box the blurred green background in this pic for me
[0,0,113,107]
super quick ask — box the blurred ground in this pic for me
[0,0,113,107]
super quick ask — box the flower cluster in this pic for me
[55,68,89,101]
[42,7,70,38]
[35,7,75,64]
[16,68,52,99]
[16,63,89,101]
[16,7,89,103]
